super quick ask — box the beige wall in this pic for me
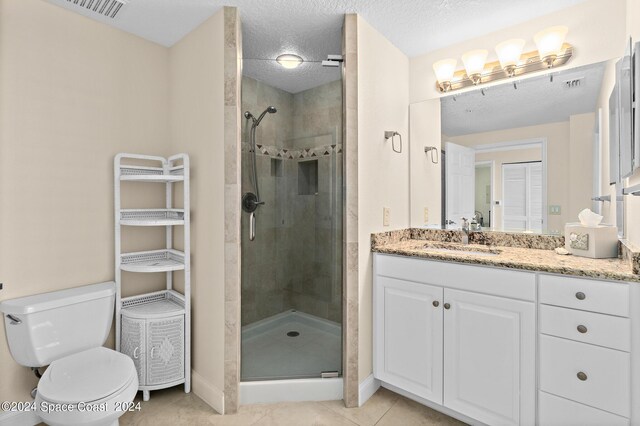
[449,122,570,233]
[0,0,170,402]
[409,0,627,103]
[168,9,226,410]
[356,15,410,382]
[409,100,442,227]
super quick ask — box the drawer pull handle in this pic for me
[577,325,588,334]
[444,303,451,310]
[577,371,588,381]
[576,292,586,300]
[433,301,440,307]
[133,347,139,359]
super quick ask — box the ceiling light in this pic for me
[432,59,457,92]
[495,39,525,77]
[276,54,303,69]
[461,49,488,85]
[534,26,568,68]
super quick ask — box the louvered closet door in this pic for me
[146,315,185,385]
[503,162,543,232]
[121,316,146,386]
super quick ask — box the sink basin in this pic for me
[422,242,502,257]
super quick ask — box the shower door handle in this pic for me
[249,212,256,241]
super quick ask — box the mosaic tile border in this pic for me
[242,142,343,159]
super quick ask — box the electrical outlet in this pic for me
[383,207,390,226]
[549,205,562,215]
[423,207,429,224]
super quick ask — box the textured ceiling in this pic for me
[441,61,606,136]
[45,0,589,92]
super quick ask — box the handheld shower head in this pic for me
[254,106,277,126]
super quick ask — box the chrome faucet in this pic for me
[461,217,470,245]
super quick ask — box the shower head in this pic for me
[253,106,277,127]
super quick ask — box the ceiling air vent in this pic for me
[65,0,128,19]
[563,78,584,89]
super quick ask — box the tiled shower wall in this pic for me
[241,76,343,326]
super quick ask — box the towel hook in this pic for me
[424,146,439,164]
[385,131,402,153]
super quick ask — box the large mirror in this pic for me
[410,60,625,235]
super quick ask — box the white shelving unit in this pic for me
[114,153,190,402]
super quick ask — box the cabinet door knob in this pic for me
[577,325,588,334]
[432,301,440,307]
[576,292,586,300]
[577,371,588,381]
[444,303,451,310]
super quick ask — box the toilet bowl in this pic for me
[35,347,138,426]
[0,282,139,426]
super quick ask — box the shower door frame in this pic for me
[224,11,360,414]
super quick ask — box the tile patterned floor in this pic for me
[119,386,467,426]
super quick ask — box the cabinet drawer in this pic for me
[538,274,629,316]
[539,335,630,417]
[539,304,630,351]
[374,254,535,301]
[538,391,628,426]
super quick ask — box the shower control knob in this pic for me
[432,301,440,307]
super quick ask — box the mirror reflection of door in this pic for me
[475,162,492,227]
[445,142,475,226]
[502,162,543,232]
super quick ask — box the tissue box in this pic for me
[564,223,618,259]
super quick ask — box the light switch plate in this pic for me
[423,207,429,224]
[549,205,562,215]
[383,207,390,226]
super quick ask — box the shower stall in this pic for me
[239,71,343,395]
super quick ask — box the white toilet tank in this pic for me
[0,282,116,367]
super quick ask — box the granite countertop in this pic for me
[371,229,640,283]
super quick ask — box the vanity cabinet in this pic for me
[537,274,631,425]
[374,254,536,425]
[375,276,443,402]
[443,289,534,426]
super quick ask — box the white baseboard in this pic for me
[240,378,343,405]
[0,410,40,426]
[191,369,225,415]
[358,374,380,407]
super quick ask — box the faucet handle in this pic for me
[461,217,469,227]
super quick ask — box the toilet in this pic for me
[0,282,138,426]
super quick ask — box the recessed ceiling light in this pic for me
[276,54,303,69]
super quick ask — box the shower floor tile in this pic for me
[241,310,342,381]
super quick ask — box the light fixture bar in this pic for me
[435,43,572,93]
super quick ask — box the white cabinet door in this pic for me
[374,276,444,404]
[443,289,535,426]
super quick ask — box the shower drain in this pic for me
[286,331,300,337]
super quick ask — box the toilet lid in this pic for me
[38,347,136,404]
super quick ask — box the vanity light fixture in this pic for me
[534,26,569,68]
[495,39,525,77]
[461,49,488,85]
[432,58,457,92]
[432,26,571,93]
[276,54,303,69]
